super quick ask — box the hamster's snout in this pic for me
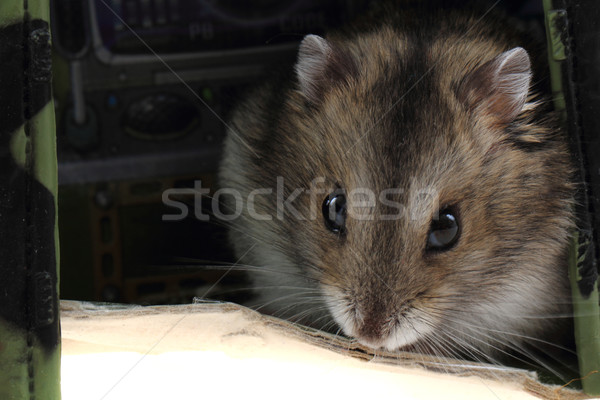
[354,318,401,350]
[324,287,434,351]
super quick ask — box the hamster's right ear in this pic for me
[295,34,357,104]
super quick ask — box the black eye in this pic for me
[427,208,460,251]
[322,192,347,234]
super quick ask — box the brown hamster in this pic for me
[218,2,575,364]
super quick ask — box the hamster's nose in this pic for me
[355,314,391,349]
[357,316,383,341]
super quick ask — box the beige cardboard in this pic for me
[60,300,590,400]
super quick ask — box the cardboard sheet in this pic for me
[60,300,591,400]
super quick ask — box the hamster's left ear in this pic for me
[295,34,357,104]
[457,47,532,124]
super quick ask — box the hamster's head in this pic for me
[222,31,574,356]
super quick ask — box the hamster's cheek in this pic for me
[320,286,355,335]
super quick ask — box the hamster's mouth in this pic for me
[322,288,435,352]
[353,327,424,352]
[350,320,432,352]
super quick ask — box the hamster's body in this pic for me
[218,1,574,362]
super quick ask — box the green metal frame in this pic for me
[0,1,60,399]
[543,0,600,395]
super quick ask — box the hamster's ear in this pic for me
[457,47,532,125]
[295,34,356,104]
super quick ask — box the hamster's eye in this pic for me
[427,208,459,251]
[322,192,347,234]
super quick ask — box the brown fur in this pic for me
[218,1,575,365]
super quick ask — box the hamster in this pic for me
[217,1,575,364]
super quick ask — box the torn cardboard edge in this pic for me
[60,300,590,400]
